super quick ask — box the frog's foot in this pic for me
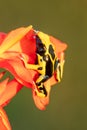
[34,82,47,97]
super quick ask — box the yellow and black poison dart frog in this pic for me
[34,31,65,97]
[23,31,65,97]
[35,35,58,96]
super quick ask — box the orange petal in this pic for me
[8,29,36,63]
[0,25,32,55]
[50,36,67,54]
[0,107,11,130]
[32,91,46,110]
[32,80,51,110]
[0,57,38,88]
[0,78,23,107]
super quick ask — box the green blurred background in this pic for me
[0,0,87,130]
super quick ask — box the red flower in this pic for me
[0,25,67,129]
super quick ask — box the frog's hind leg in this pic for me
[35,75,49,97]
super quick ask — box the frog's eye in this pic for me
[56,53,65,82]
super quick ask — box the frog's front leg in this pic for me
[20,53,46,75]
[21,56,43,75]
